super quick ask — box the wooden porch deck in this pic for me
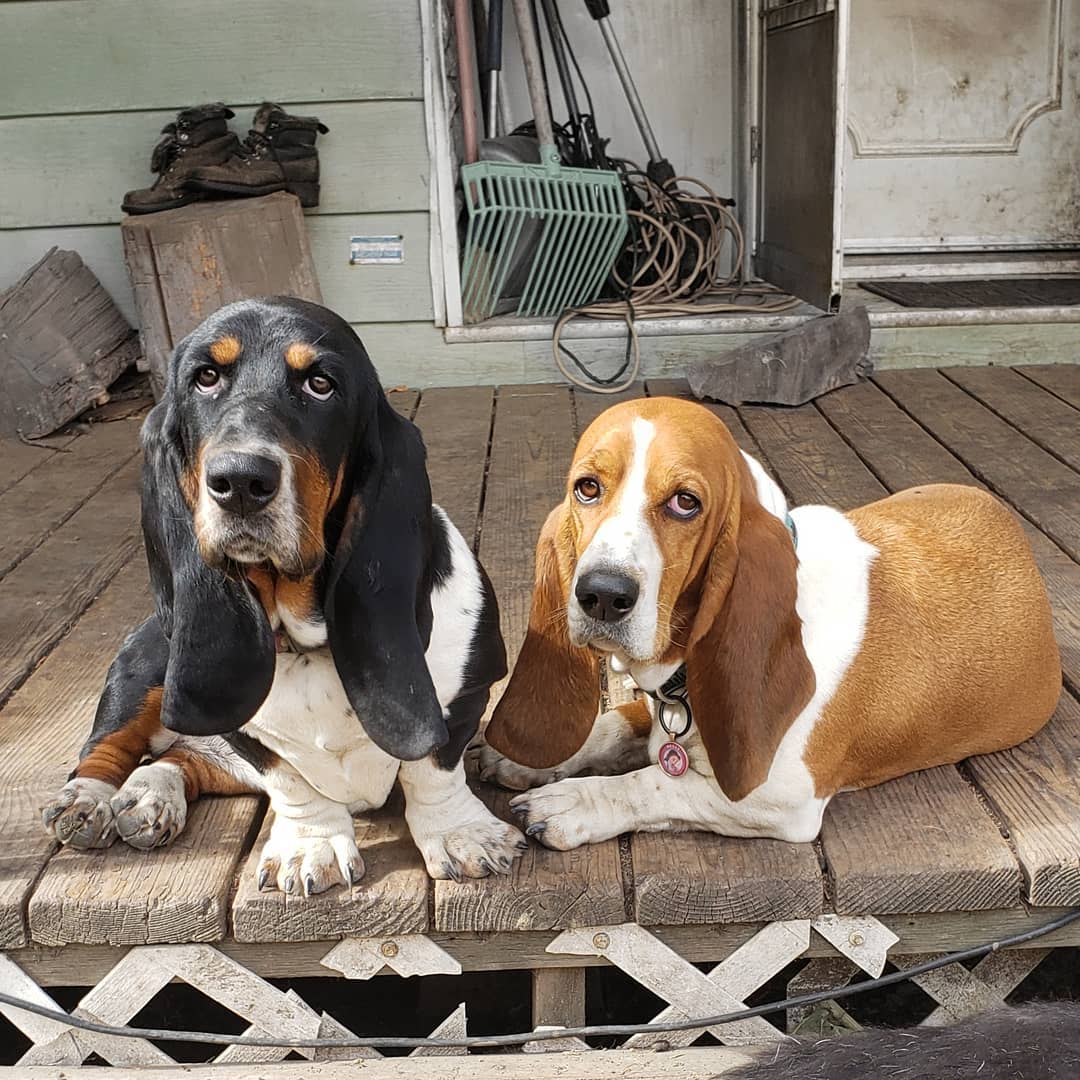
[1,365,1079,985]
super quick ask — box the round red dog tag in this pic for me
[658,741,689,778]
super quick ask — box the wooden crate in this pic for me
[121,192,322,398]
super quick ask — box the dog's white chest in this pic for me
[245,650,398,808]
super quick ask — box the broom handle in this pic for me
[512,0,557,149]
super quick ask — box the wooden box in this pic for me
[121,192,322,398]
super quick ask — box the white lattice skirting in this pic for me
[0,915,1050,1065]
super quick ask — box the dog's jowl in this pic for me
[42,297,524,893]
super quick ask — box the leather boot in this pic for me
[188,104,329,207]
[122,104,241,214]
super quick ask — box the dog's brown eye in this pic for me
[667,491,700,519]
[195,366,220,391]
[303,373,334,400]
[574,476,602,504]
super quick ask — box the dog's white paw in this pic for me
[42,777,118,849]
[111,763,188,850]
[410,808,527,881]
[465,739,564,792]
[509,779,602,851]
[257,814,364,896]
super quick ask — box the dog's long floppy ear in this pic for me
[684,479,816,802]
[141,398,276,735]
[324,401,448,761]
[485,504,600,768]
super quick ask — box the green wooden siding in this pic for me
[0,0,436,362]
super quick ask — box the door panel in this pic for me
[757,0,849,311]
[844,0,1080,252]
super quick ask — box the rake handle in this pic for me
[511,0,557,152]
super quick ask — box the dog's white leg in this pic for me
[468,700,652,790]
[509,765,825,850]
[399,757,527,880]
[258,761,364,896]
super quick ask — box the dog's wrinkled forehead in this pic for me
[171,297,381,447]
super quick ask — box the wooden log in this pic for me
[687,307,871,407]
[121,193,322,398]
[0,248,139,438]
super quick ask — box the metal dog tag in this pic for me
[658,740,689,778]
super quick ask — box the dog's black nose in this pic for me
[575,570,639,623]
[205,452,281,516]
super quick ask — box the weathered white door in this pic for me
[844,0,1080,253]
[756,0,850,312]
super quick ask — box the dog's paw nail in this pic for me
[525,822,547,837]
[258,868,270,890]
[283,876,296,894]
[443,861,462,883]
[510,803,529,817]
[305,875,316,896]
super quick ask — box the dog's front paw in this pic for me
[465,739,564,792]
[257,815,365,896]
[509,779,602,851]
[111,763,187,850]
[42,777,118,849]
[411,809,527,881]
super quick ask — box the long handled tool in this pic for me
[459,0,628,322]
[583,0,674,185]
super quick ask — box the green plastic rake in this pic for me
[460,0,628,324]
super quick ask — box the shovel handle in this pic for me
[511,0,556,150]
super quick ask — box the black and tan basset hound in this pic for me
[42,298,524,893]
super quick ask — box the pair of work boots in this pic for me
[122,102,329,215]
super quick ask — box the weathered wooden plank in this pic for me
[0,248,139,438]
[1,102,429,229]
[123,193,322,395]
[966,692,1080,907]
[0,419,141,580]
[943,365,1080,473]
[572,384,645,434]
[0,434,78,498]
[875,368,1080,561]
[3,1048,761,1080]
[633,832,823,926]
[738,402,885,510]
[0,455,142,707]
[412,386,494,542]
[1018,363,1080,411]
[822,769,1021,914]
[438,386,626,931]
[0,0,421,118]
[29,794,262,947]
[532,967,586,1028]
[230,797,428,944]
[816,379,1080,693]
[385,389,420,419]
[738,396,1022,915]
[435,786,626,933]
[0,568,152,948]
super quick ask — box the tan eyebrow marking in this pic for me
[208,336,242,365]
[285,342,317,370]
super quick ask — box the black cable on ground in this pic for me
[2,908,1078,1051]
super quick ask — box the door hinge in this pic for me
[750,126,761,164]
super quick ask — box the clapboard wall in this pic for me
[0,0,437,372]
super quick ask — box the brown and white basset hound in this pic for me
[471,397,1061,850]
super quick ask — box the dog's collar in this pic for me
[785,510,798,550]
[647,666,692,739]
